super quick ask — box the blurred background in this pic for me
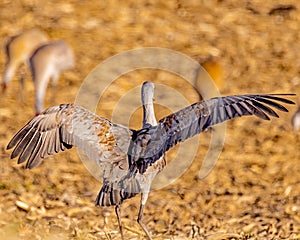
[0,0,299,239]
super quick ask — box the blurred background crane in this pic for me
[2,29,49,94]
[30,40,74,115]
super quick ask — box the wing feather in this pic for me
[18,130,40,164]
[7,125,29,150]
[26,135,43,169]
[256,96,289,112]
[11,129,36,160]
[26,136,44,169]
[252,100,279,118]
[54,128,60,153]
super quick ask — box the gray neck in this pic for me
[141,82,157,127]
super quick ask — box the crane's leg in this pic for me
[2,61,17,92]
[18,70,25,103]
[34,73,50,115]
[50,73,59,105]
[115,204,124,240]
[137,192,152,240]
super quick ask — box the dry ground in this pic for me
[0,0,300,239]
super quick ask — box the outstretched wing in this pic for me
[7,104,133,171]
[129,94,295,173]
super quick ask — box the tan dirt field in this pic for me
[0,1,300,239]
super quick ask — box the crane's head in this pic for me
[141,81,155,105]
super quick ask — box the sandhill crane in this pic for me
[291,106,300,133]
[30,40,74,115]
[97,81,165,239]
[127,82,166,238]
[7,82,294,239]
[2,28,49,92]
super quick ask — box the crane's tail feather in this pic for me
[95,178,140,207]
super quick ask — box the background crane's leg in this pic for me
[2,61,17,92]
[50,73,59,105]
[18,69,25,103]
[115,204,124,240]
[35,83,46,115]
[137,192,152,240]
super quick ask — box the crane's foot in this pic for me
[137,204,153,240]
[115,205,124,240]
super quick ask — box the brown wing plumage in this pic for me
[7,104,133,169]
[128,94,295,174]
